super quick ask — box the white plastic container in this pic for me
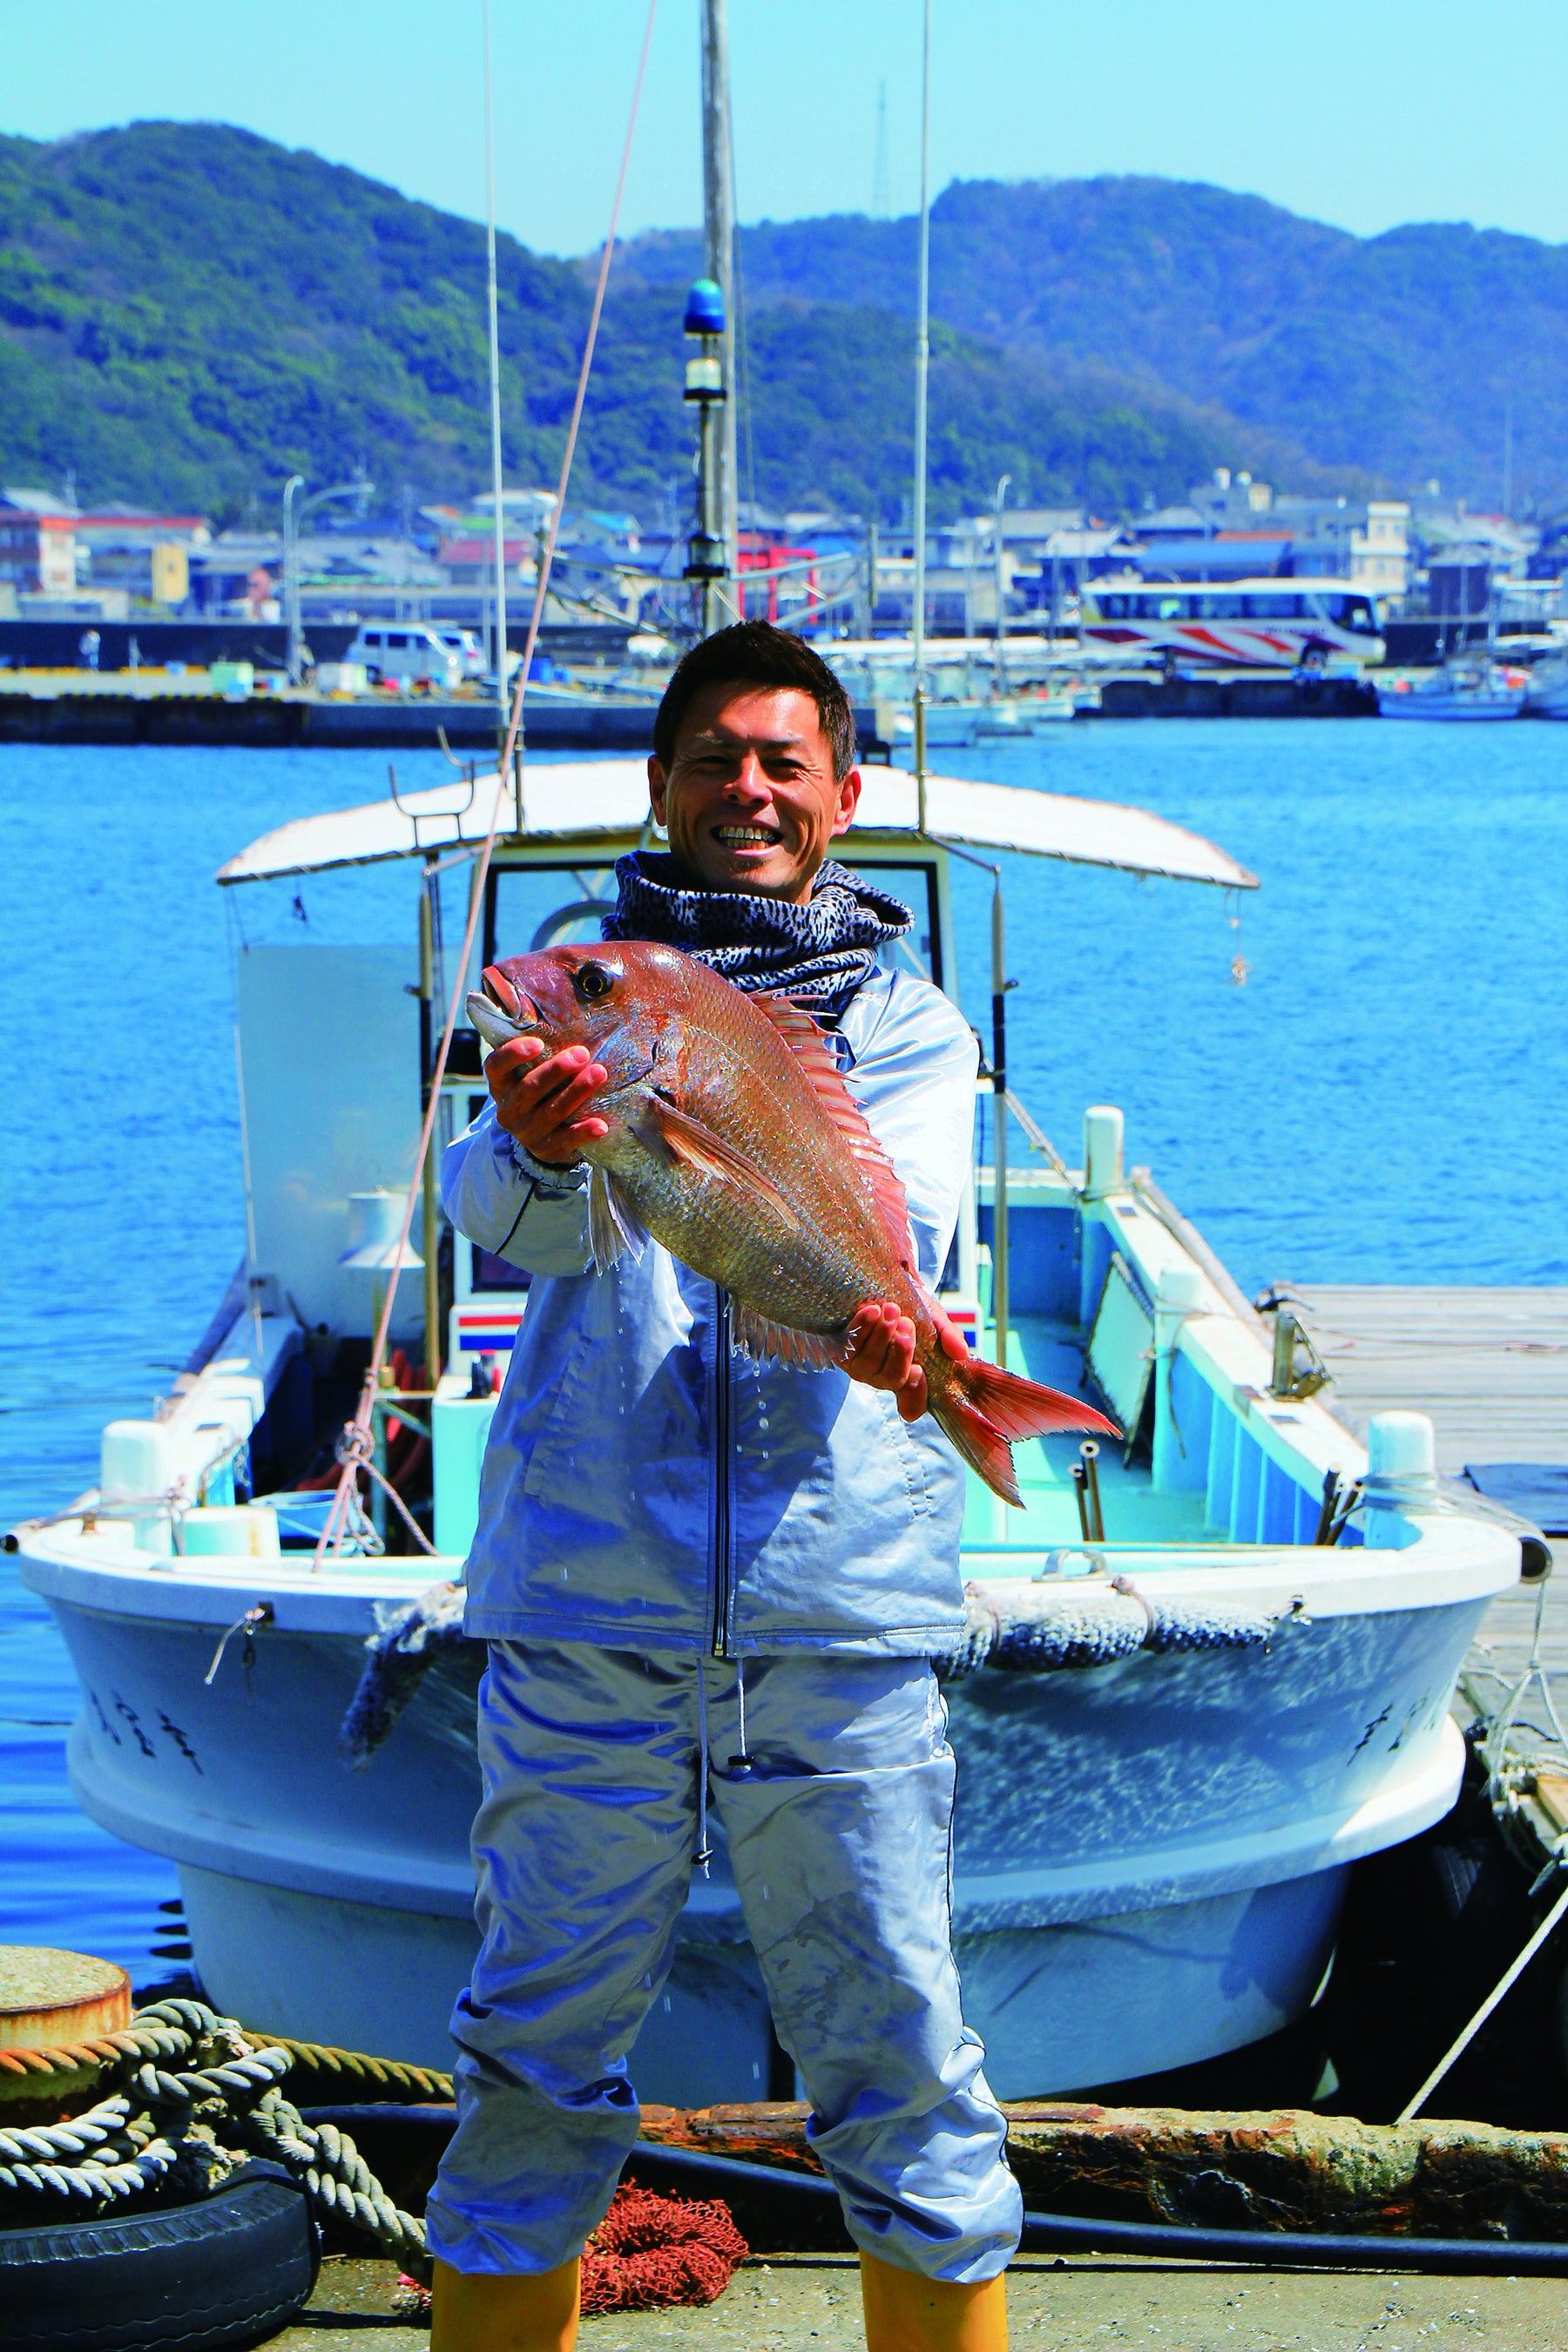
[179,1505,282,1559]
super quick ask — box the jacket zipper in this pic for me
[711,1286,733,1658]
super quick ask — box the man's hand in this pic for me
[842,1298,970,1423]
[487,1037,610,1165]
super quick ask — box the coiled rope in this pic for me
[0,1997,427,2266]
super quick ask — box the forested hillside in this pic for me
[616,177,1568,511]
[0,122,1356,522]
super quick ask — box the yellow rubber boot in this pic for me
[860,2250,1008,2350]
[429,2254,581,2352]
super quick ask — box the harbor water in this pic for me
[3,723,1565,1986]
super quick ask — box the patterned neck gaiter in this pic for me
[601,851,912,1020]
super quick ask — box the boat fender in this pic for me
[0,2159,317,2352]
[939,1583,1276,1678]
[341,1578,471,1767]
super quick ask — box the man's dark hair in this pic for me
[652,621,857,781]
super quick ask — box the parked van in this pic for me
[345,625,461,690]
[434,627,486,681]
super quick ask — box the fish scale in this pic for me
[470,941,1118,1504]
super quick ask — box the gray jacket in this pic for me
[443,967,979,1654]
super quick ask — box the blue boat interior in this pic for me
[965,1186,1349,1564]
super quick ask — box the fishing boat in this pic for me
[1376,655,1528,720]
[11,754,1524,2100]
[1524,651,1568,718]
[887,689,1077,747]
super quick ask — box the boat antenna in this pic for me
[911,0,932,832]
[483,0,511,775]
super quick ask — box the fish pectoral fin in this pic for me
[587,1164,647,1274]
[732,1304,842,1371]
[642,1098,801,1230]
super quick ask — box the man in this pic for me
[429,622,1019,2350]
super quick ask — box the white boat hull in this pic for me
[30,1541,1496,2098]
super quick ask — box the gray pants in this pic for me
[425,1641,1020,2281]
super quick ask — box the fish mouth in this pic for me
[467,965,541,1051]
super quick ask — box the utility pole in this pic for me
[701,0,739,615]
[282,474,304,686]
[283,476,368,686]
[992,473,1010,695]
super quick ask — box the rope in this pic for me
[335,1423,439,1558]
[312,3,659,1570]
[241,2033,453,2103]
[0,1998,428,2265]
[1397,1869,1568,2124]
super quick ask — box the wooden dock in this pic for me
[1283,1285,1568,1703]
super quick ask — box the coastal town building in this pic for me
[0,489,79,598]
[74,507,211,608]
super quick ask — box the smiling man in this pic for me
[428,624,1019,2352]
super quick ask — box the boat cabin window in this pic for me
[836,858,940,988]
[486,861,622,971]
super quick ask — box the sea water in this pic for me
[2,722,1565,1983]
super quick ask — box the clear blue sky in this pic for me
[3,0,1565,256]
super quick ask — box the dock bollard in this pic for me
[0,1945,131,2052]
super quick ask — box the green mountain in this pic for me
[0,121,1355,524]
[616,178,1568,513]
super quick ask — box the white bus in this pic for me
[1080,578,1384,669]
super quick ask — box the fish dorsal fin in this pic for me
[750,992,915,1272]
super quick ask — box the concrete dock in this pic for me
[1282,1286,1568,1691]
[280,2252,1568,2349]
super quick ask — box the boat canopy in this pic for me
[216,759,1259,891]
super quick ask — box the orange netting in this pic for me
[393,2185,749,2322]
[581,2183,750,2314]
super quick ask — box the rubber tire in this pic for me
[0,2160,319,2352]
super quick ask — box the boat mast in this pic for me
[701,0,740,618]
[483,0,511,766]
[912,0,931,828]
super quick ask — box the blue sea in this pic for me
[2,721,1565,1984]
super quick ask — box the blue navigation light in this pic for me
[684,278,726,336]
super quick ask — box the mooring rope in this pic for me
[0,1998,428,2265]
[312,0,659,1571]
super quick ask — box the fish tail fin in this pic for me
[933,1359,1120,1509]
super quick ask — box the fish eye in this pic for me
[574,961,614,1002]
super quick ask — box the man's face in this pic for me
[647,683,861,904]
